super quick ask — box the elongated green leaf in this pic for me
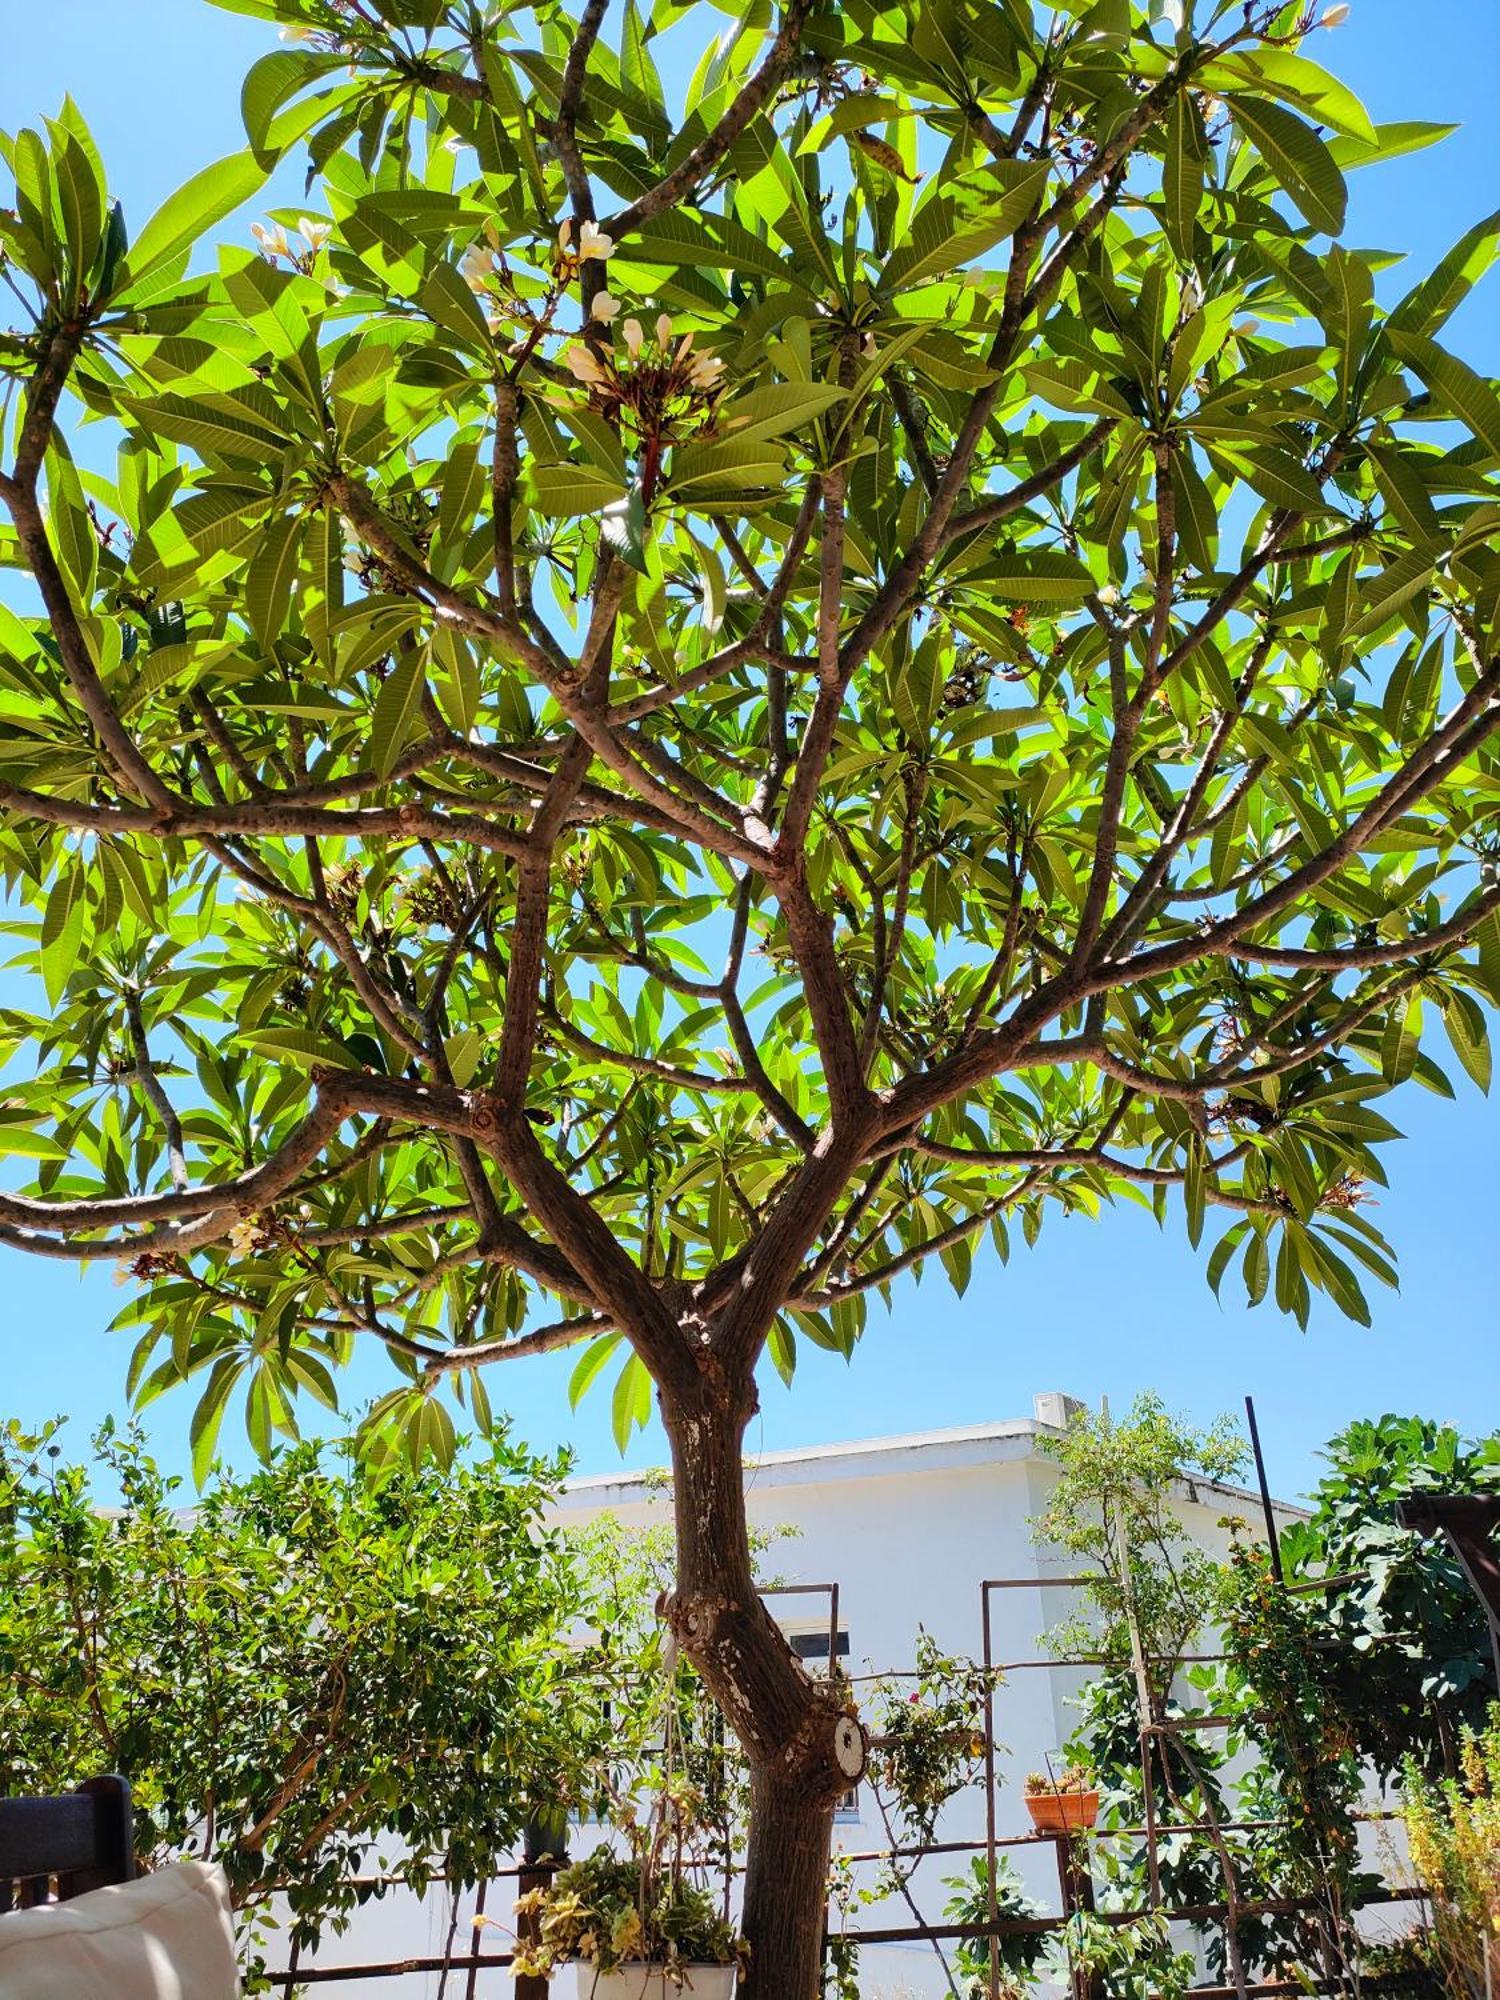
[369,648,427,777]
[122,151,268,293]
[239,1027,359,1070]
[1389,331,1500,462]
[962,549,1096,602]
[611,1351,651,1451]
[1350,548,1436,637]
[1442,989,1491,1093]
[716,381,848,446]
[1163,93,1205,262]
[879,167,1046,293]
[189,1357,243,1487]
[1388,209,1500,338]
[244,513,304,647]
[1206,49,1376,145]
[1230,96,1347,237]
[569,1331,622,1409]
[527,462,630,515]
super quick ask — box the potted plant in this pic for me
[514,1844,746,1997]
[1023,1765,1099,1834]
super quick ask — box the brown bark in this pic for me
[659,1376,864,2000]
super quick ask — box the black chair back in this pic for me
[0,1778,135,1912]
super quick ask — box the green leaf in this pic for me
[1163,93,1205,261]
[39,870,84,1007]
[1441,989,1491,1093]
[1205,50,1376,146]
[618,207,796,286]
[241,49,345,158]
[963,548,1097,603]
[0,1116,65,1160]
[716,382,848,446]
[527,463,630,516]
[1388,209,1500,340]
[421,260,493,351]
[1229,96,1347,237]
[189,1357,242,1487]
[125,390,289,465]
[767,1317,797,1387]
[611,1351,652,1452]
[369,649,427,777]
[1388,332,1500,462]
[1380,996,1423,1086]
[122,151,269,293]
[238,1027,359,1071]
[1348,549,1436,638]
[569,1332,622,1409]
[879,167,1047,292]
[243,513,304,647]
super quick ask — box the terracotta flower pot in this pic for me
[1024,1788,1100,1834]
[567,1966,738,1999]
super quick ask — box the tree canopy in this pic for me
[2,0,1498,1469]
[4,8,1500,1982]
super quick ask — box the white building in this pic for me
[295,1393,1306,1998]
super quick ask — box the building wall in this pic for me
[287,1401,1303,1999]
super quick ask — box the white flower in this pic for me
[556,218,573,253]
[655,312,673,348]
[279,23,314,41]
[622,317,645,358]
[251,221,291,261]
[1322,2,1350,21]
[590,290,620,322]
[578,219,615,261]
[228,1215,265,1258]
[460,244,498,292]
[297,217,331,253]
[686,350,724,391]
[563,344,609,387]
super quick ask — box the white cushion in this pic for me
[0,1860,238,2000]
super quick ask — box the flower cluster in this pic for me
[563,315,725,429]
[250,217,332,270]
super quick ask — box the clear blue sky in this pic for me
[1,1,1497,1506]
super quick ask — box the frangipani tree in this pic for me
[3,0,1500,1988]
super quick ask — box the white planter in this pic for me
[566,1967,737,2000]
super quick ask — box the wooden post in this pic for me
[514,1861,549,2000]
[516,1807,568,2000]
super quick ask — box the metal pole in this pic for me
[981,1580,1000,2000]
[1056,1827,1102,2000]
[1244,1396,1284,1583]
[464,1879,487,2000]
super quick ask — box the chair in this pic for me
[0,1778,135,1913]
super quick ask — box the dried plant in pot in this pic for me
[1023,1765,1100,1834]
[514,1841,746,1998]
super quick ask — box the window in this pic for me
[785,1628,860,1821]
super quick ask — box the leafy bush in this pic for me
[0,1420,609,1963]
[944,1854,1048,1997]
[1401,1714,1500,1999]
[1277,1416,1500,1781]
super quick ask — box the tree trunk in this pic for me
[741,1769,838,2000]
[659,1377,864,2000]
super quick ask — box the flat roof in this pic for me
[558,1414,1306,1517]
